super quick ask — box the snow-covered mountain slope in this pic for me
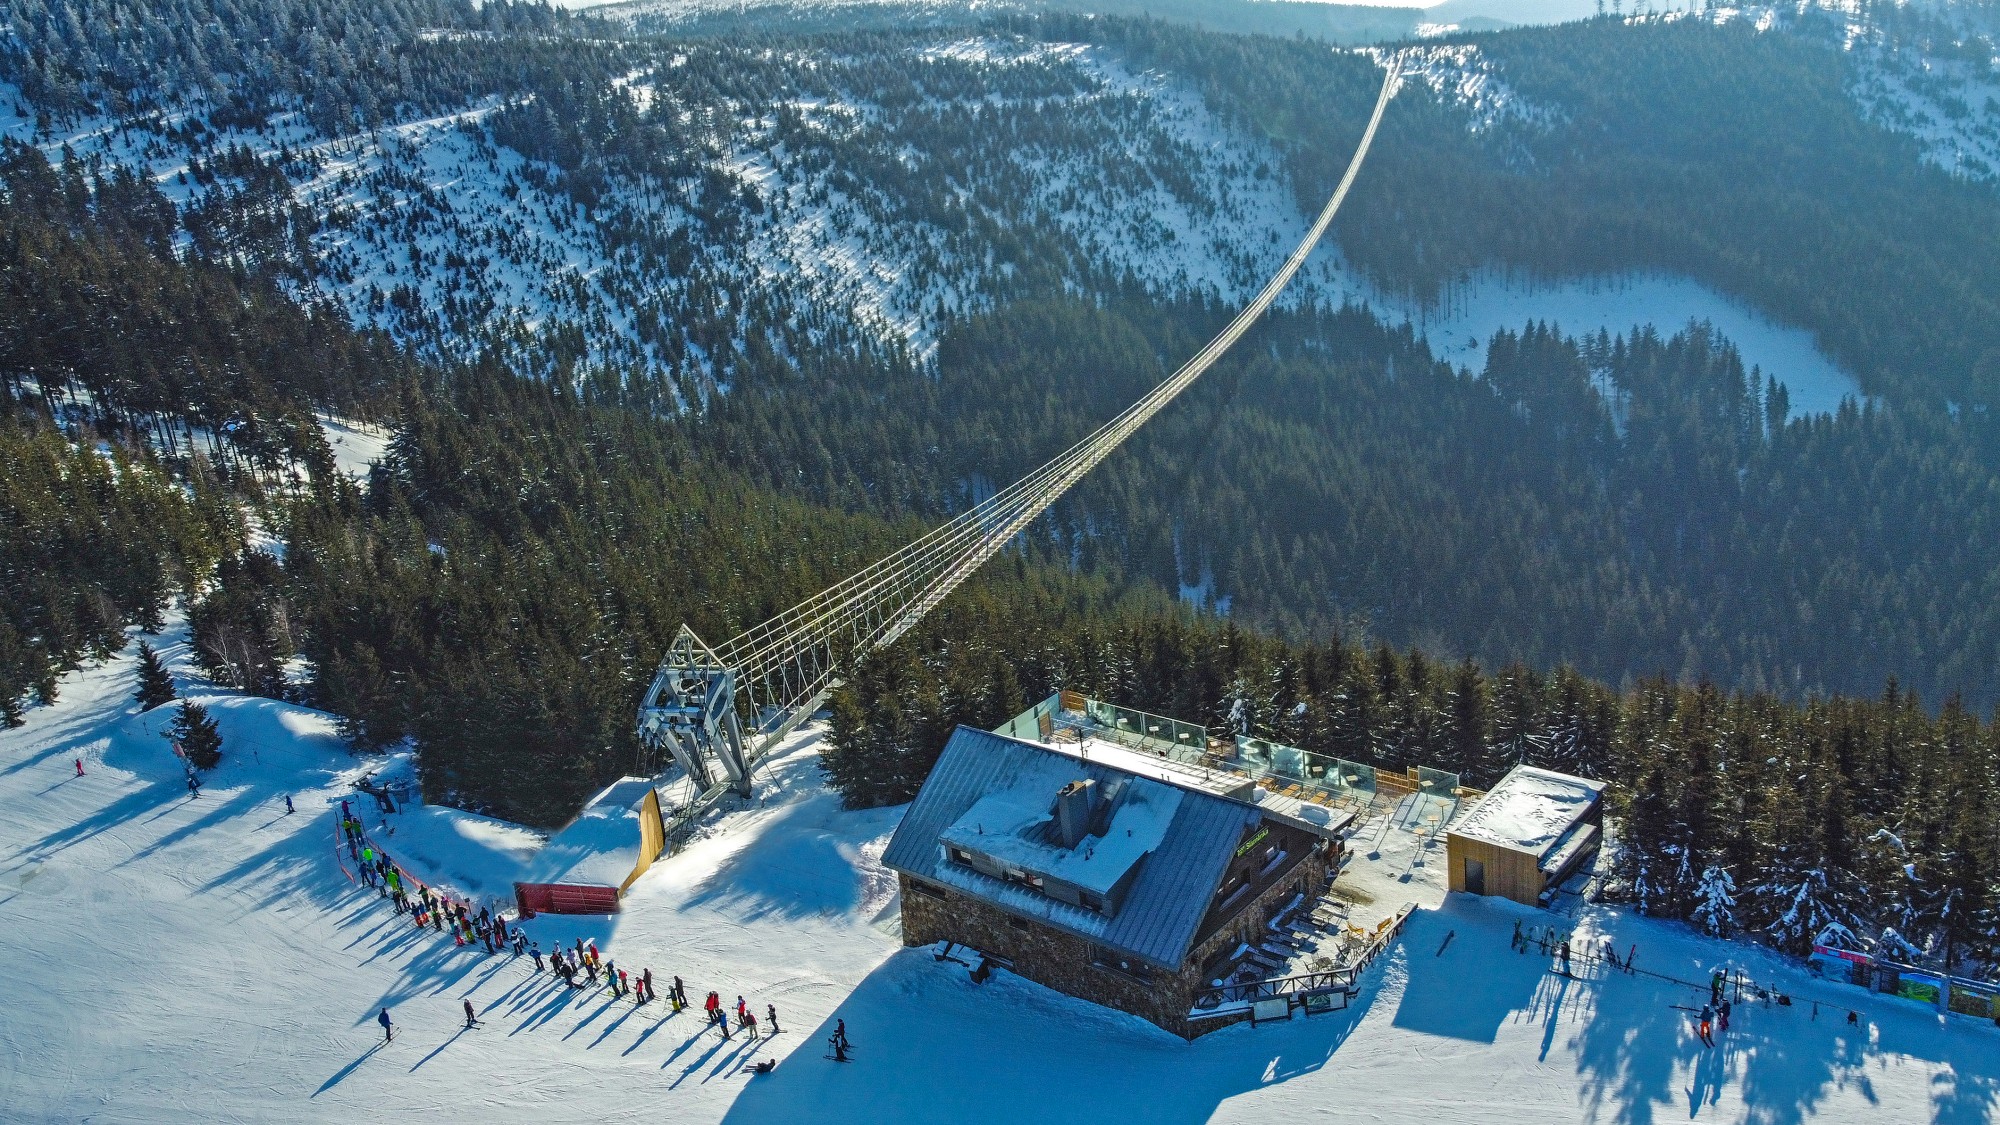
[1843,4,2000,181]
[1399,5,2000,184]
[1,32,1355,394]
[2,621,1991,1121]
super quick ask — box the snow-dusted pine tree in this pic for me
[1692,863,1738,938]
[1751,855,1861,954]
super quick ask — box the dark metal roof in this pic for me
[883,725,1259,970]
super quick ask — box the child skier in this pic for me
[1697,1005,1715,1047]
[464,999,478,1028]
[767,1004,780,1035]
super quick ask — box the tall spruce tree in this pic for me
[168,700,223,770]
[133,641,176,711]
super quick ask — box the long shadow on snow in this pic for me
[678,792,903,923]
[1433,893,2000,1125]
[721,942,1368,1125]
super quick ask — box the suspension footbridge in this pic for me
[635,62,1401,850]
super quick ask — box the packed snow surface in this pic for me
[521,777,656,888]
[5,623,1995,1121]
[1452,765,1604,855]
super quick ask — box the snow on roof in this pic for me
[1451,765,1605,858]
[520,777,656,888]
[1045,736,1256,801]
[938,779,1182,896]
[884,727,1255,970]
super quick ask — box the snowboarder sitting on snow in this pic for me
[749,1059,776,1075]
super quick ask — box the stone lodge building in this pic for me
[883,723,1347,1038]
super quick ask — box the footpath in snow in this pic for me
[2,621,1994,1123]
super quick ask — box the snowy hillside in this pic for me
[1399,5,2000,184]
[3,623,1993,1122]
[0,32,1358,393]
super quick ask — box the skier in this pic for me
[1711,971,1726,1006]
[749,1059,777,1075]
[187,774,200,799]
[705,992,720,1024]
[464,999,478,1029]
[1697,1005,1715,1048]
[284,794,294,814]
[513,931,527,957]
[75,758,84,777]
[829,1019,850,1062]
[736,996,748,1025]
[642,968,654,1003]
[673,976,687,1009]
[1719,999,1732,1032]
[531,943,545,973]
[378,1007,394,1042]
[584,958,598,985]
[616,968,629,999]
[767,1004,780,1035]
[1558,940,1571,975]
[742,1010,758,1040]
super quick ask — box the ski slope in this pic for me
[2,620,1993,1123]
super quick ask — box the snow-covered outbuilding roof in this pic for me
[884,726,1262,971]
[520,777,658,889]
[1450,765,1605,860]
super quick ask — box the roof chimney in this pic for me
[1053,779,1098,849]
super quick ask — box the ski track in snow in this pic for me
[2,618,1994,1122]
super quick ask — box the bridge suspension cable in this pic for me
[636,62,1401,846]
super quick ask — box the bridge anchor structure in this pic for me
[635,62,1401,853]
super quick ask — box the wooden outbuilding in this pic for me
[1445,765,1605,906]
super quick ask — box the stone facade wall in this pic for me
[899,840,1334,1039]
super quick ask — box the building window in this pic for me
[1093,950,1153,982]
[947,846,976,867]
[1079,890,1106,914]
[1001,866,1045,892]
[907,879,945,901]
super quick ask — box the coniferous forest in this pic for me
[2,0,1999,974]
